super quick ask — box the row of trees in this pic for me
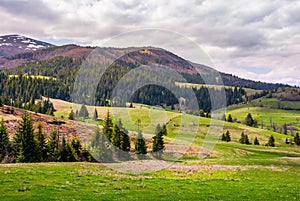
[2,55,249,113]
[90,111,167,162]
[0,110,167,163]
[220,130,275,147]
[0,96,55,116]
[68,105,98,121]
[0,112,90,163]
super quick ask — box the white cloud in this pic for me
[0,0,299,86]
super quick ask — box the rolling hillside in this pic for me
[0,34,290,91]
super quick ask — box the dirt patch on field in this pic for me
[0,105,95,142]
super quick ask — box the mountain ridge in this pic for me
[0,34,55,57]
[0,34,291,90]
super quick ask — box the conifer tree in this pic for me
[71,138,82,157]
[221,133,226,141]
[161,124,167,136]
[283,123,288,135]
[152,124,165,158]
[254,137,260,145]
[0,118,9,160]
[35,122,47,161]
[118,119,130,153]
[60,137,78,162]
[245,113,254,126]
[112,122,121,150]
[134,120,147,156]
[79,104,89,119]
[244,134,251,145]
[239,132,245,144]
[60,136,68,162]
[68,109,75,120]
[47,130,60,161]
[93,108,98,121]
[13,111,37,162]
[294,133,300,146]
[103,110,113,141]
[90,126,112,162]
[225,130,231,142]
[227,114,233,122]
[65,142,78,162]
[266,135,275,147]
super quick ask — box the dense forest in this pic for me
[0,55,267,112]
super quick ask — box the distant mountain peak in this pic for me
[0,34,55,57]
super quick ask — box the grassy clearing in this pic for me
[0,160,299,200]
[1,99,300,200]
[8,75,56,80]
[175,82,262,95]
[253,97,300,110]
[226,105,300,133]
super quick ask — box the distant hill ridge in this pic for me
[0,34,290,90]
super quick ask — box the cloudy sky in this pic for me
[0,0,299,86]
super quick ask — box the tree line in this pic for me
[2,56,250,113]
[0,110,167,163]
[220,130,275,147]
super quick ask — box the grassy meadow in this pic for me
[1,98,299,200]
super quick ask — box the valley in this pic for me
[0,34,299,200]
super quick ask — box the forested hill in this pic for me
[0,38,291,112]
[0,42,290,91]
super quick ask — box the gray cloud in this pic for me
[0,0,299,85]
[0,0,60,21]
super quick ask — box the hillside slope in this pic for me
[0,34,54,57]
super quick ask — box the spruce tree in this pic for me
[152,124,165,158]
[13,111,37,162]
[103,110,113,141]
[47,130,60,161]
[134,128,147,156]
[254,137,260,145]
[117,119,130,153]
[225,130,231,142]
[227,114,233,122]
[266,135,275,147]
[35,122,47,161]
[239,132,245,144]
[161,124,167,136]
[294,133,300,146]
[111,119,131,159]
[0,118,9,160]
[93,109,98,121]
[245,113,254,126]
[221,133,226,141]
[65,142,78,162]
[68,110,75,120]
[71,138,82,157]
[244,134,251,145]
[60,136,68,162]
[90,126,112,162]
[79,104,89,119]
[60,137,78,162]
[112,122,121,150]
[283,123,288,135]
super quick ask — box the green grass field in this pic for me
[227,105,300,133]
[175,82,262,95]
[252,97,300,110]
[0,154,299,201]
[8,75,56,80]
[1,98,297,200]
